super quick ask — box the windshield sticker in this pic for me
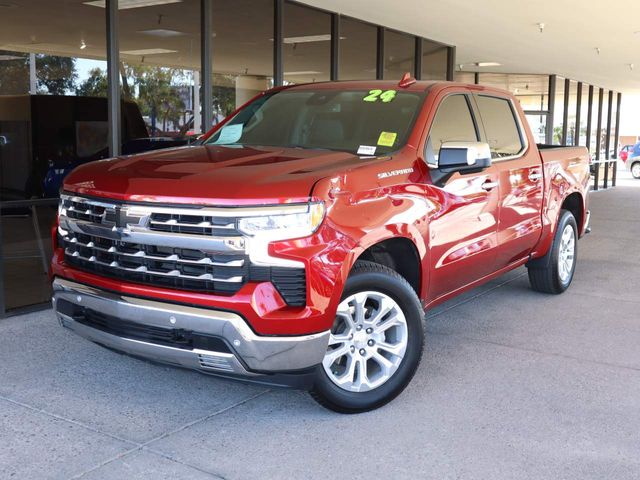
[362,89,397,103]
[377,131,397,147]
[357,145,377,156]
[212,124,243,144]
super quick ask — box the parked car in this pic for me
[51,76,591,412]
[625,142,640,179]
[619,144,634,162]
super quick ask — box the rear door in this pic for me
[424,92,501,299]
[472,94,543,268]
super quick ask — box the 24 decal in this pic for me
[363,89,397,103]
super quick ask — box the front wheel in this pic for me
[527,209,578,294]
[310,261,425,413]
[631,162,640,179]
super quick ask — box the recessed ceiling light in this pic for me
[80,40,87,50]
[121,48,177,55]
[283,35,331,44]
[474,62,501,67]
[138,28,184,37]
[84,0,182,9]
[284,71,322,75]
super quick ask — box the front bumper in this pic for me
[52,278,329,388]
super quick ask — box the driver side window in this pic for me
[426,94,478,166]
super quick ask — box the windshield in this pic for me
[205,88,424,155]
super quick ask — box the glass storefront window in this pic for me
[421,40,447,80]
[213,0,273,124]
[610,92,618,156]
[526,113,547,144]
[383,30,414,80]
[339,17,377,80]
[119,0,200,137]
[454,72,475,83]
[283,2,331,85]
[0,0,107,312]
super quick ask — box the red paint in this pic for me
[53,81,590,336]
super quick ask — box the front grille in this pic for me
[62,232,246,295]
[149,212,239,237]
[56,298,232,353]
[58,194,307,305]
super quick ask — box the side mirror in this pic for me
[438,142,492,174]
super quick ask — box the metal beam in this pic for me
[201,0,213,132]
[574,82,582,146]
[106,0,120,157]
[414,37,422,80]
[546,75,556,144]
[273,0,283,86]
[446,46,456,81]
[595,88,604,160]
[614,92,622,159]
[330,13,339,81]
[586,85,593,150]
[605,90,613,159]
[561,78,570,145]
[376,27,384,79]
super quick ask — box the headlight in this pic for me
[238,202,325,239]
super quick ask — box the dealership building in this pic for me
[0,0,626,316]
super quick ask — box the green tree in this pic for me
[75,67,108,97]
[123,63,187,132]
[36,54,77,95]
[0,51,29,95]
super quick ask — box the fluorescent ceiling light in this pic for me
[0,54,23,61]
[284,71,322,75]
[138,29,185,37]
[474,62,501,67]
[121,48,177,55]
[283,35,331,44]
[84,0,182,9]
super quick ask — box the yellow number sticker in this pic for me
[363,89,383,102]
[363,89,397,103]
[380,90,397,103]
[377,131,397,147]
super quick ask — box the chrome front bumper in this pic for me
[52,278,329,388]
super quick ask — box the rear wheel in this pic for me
[631,162,640,179]
[527,209,578,294]
[310,261,425,413]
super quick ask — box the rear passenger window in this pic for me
[476,96,524,158]
[426,94,478,166]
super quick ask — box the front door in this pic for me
[423,92,501,300]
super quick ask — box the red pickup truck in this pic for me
[51,77,590,413]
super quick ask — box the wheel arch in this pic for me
[352,236,423,298]
[560,191,585,235]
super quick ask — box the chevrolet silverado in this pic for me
[51,75,590,412]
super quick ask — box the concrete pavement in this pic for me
[1,179,640,479]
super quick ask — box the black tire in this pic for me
[631,161,640,179]
[310,261,425,413]
[527,209,578,294]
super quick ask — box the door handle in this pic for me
[481,180,499,191]
[528,171,543,182]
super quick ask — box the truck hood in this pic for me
[63,145,370,205]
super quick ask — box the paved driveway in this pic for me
[2,184,640,479]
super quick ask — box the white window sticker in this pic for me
[212,124,243,144]
[357,145,377,156]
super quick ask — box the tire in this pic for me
[310,261,425,413]
[631,162,640,179]
[527,209,578,294]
